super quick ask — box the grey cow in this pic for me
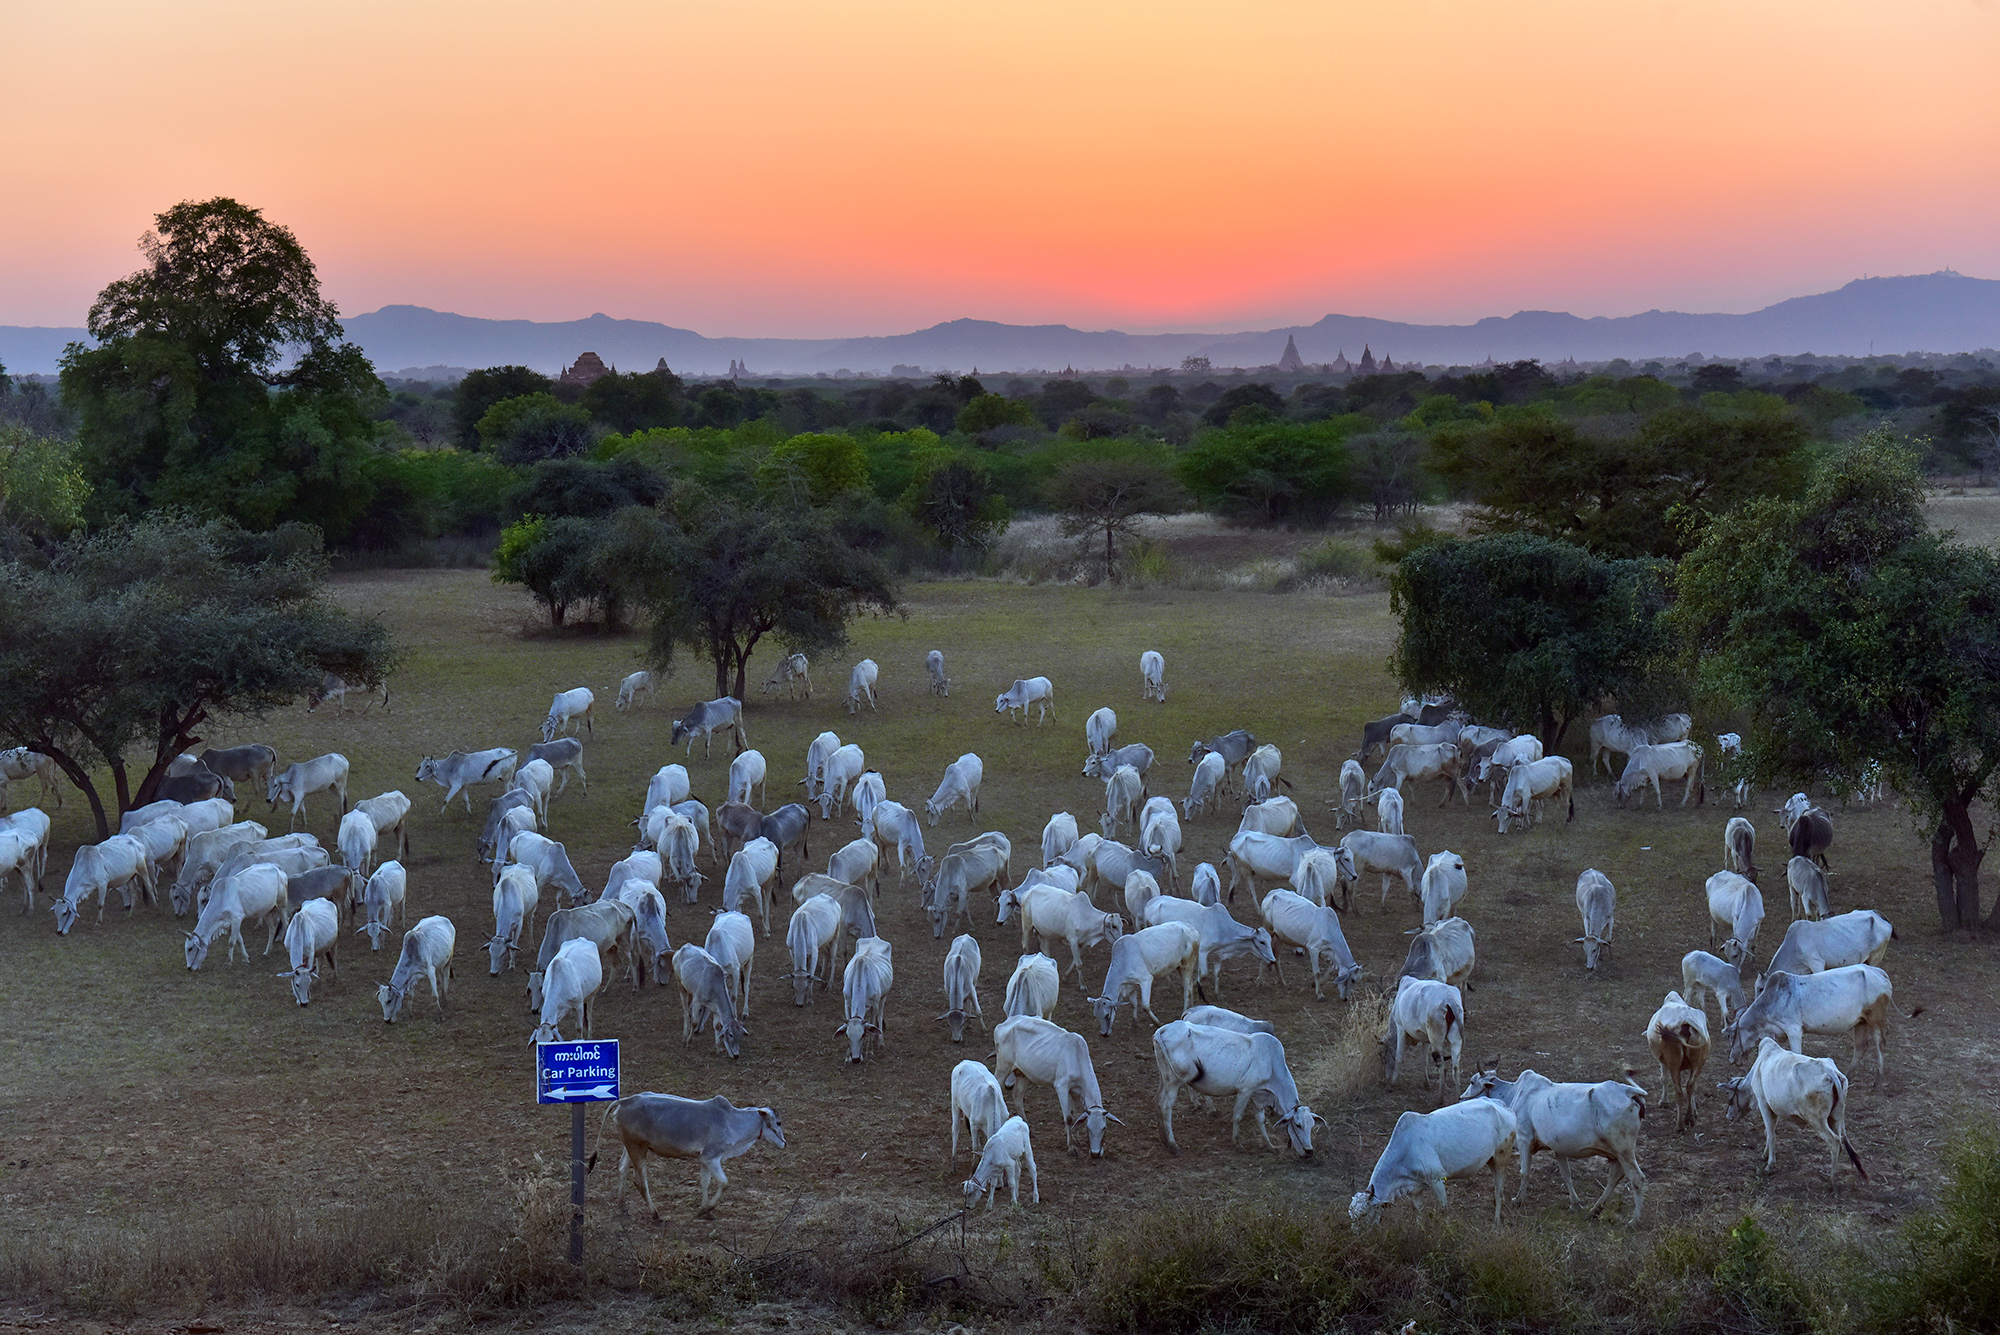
[590,1092,784,1217]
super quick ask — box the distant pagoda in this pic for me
[1277,335,1305,373]
[557,351,611,388]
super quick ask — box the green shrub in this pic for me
[1869,1122,2000,1332]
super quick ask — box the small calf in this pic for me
[961,1115,1039,1209]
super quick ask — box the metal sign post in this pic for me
[535,1039,620,1265]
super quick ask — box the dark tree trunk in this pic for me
[112,762,131,815]
[713,653,730,701]
[1932,802,1984,934]
[43,745,110,841]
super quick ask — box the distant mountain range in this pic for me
[5,272,1996,379]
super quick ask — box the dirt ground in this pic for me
[3,568,1994,1328]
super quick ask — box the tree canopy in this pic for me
[60,198,382,539]
[1390,531,1675,748]
[1178,419,1356,523]
[641,488,899,698]
[1044,450,1186,579]
[0,514,395,836]
[1670,434,2000,933]
[1429,403,1808,559]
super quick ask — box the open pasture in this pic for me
[3,568,1993,1314]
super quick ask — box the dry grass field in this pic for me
[4,559,1997,1331]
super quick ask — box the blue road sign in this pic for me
[536,1039,620,1104]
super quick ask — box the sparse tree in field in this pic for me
[643,488,898,699]
[906,454,1010,550]
[1671,433,2000,935]
[0,515,394,836]
[1043,452,1187,580]
[1391,531,1675,749]
[59,198,382,540]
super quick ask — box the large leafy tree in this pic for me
[1391,531,1675,748]
[1179,419,1355,523]
[1671,435,2000,934]
[1429,403,1808,559]
[643,488,898,699]
[0,515,395,836]
[59,198,382,539]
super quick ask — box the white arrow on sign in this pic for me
[544,1083,618,1102]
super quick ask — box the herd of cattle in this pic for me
[2,650,1923,1223]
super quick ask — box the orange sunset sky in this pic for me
[4,0,1998,337]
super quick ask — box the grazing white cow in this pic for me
[704,912,756,1019]
[814,744,866,819]
[847,771,886,834]
[415,748,517,814]
[337,809,379,881]
[610,880,672,986]
[1705,871,1766,964]
[1140,650,1166,702]
[1087,920,1199,1035]
[1085,706,1118,758]
[1241,744,1286,804]
[1041,812,1079,869]
[1574,868,1615,971]
[279,897,341,1005]
[1259,889,1362,1000]
[541,687,595,743]
[1083,742,1156,785]
[672,944,746,1057]
[1401,917,1477,992]
[1336,830,1422,908]
[994,675,1055,725]
[1375,788,1406,835]
[837,936,894,1063]
[54,835,153,933]
[1724,816,1758,885]
[727,749,768,807]
[1614,741,1705,808]
[1681,950,1746,1026]
[1724,963,1915,1079]
[1190,861,1222,907]
[1786,855,1830,921]
[1097,765,1143,840]
[1183,750,1226,821]
[352,790,412,863]
[1330,759,1367,829]
[1777,793,1835,867]
[1001,951,1059,1021]
[1761,910,1894,989]
[950,1059,1009,1160]
[1720,1036,1868,1181]
[1716,732,1751,807]
[1458,1067,1648,1222]
[1421,851,1468,927]
[126,815,190,894]
[614,670,653,711]
[307,672,390,713]
[643,764,692,817]
[1371,742,1469,807]
[723,837,781,936]
[1646,990,1711,1129]
[786,893,842,1007]
[1141,899,1275,998]
[524,740,589,799]
[0,749,61,808]
[1494,756,1575,833]
[962,1115,1040,1209]
[529,938,604,1043]
[1017,886,1125,977]
[802,731,841,800]
[826,837,880,902]
[1385,975,1466,1103]
[509,759,557,823]
[528,902,636,1012]
[357,860,408,951]
[1589,714,1649,777]
[487,804,539,881]
[844,659,879,714]
[168,822,269,915]
[1154,1021,1321,1156]
[485,865,540,974]
[377,915,455,1022]
[1223,830,1320,904]
[503,831,588,905]
[991,1015,1121,1156]
[1472,734,1544,803]
[927,841,1008,938]
[183,863,288,968]
[940,933,986,1042]
[591,1093,783,1217]
[1349,1100,1518,1226]
[268,754,352,828]
[0,828,42,913]
[760,653,811,701]
[865,801,927,887]
[670,697,747,757]
[926,649,952,697]
[1389,718,1463,751]
[1183,1004,1273,1035]
[1236,796,1302,839]
[924,753,984,825]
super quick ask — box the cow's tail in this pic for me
[1841,1133,1869,1181]
[584,1103,620,1175]
[1566,790,1575,823]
